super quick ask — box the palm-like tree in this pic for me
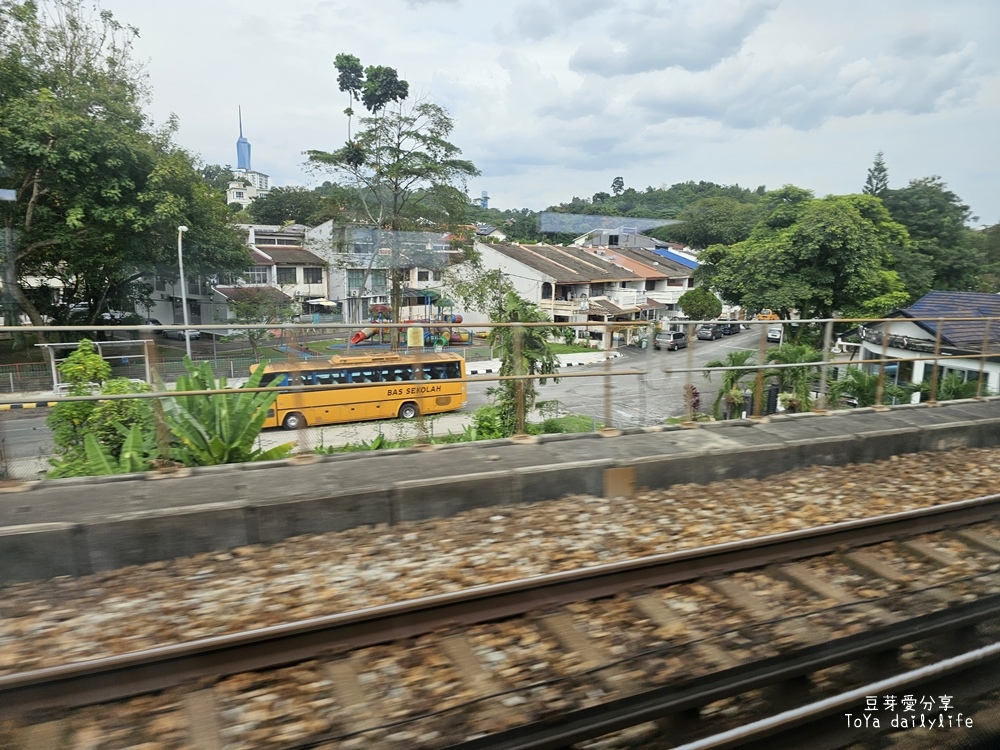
[923,372,991,402]
[703,349,756,419]
[765,343,821,412]
[827,367,908,408]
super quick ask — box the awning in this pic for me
[306,298,338,306]
[402,287,441,300]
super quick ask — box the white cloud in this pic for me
[95,0,1000,222]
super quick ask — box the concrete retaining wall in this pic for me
[1,398,999,584]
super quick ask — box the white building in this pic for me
[858,291,1000,400]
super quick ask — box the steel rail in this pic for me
[446,596,1000,750]
[3,492,1000,718]
[673,640,1000,750]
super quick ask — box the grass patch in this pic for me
[548,343,598,355]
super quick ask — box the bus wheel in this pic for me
[283,412,307,430]
[399,402,419,419]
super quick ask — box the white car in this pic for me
[767,327,782,343]
[161,328,201,340]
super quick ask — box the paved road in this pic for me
[1,331,765,478]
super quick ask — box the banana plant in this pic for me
[81,424,151,475]
[160,359,294,466]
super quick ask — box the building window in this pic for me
[247,266,269,284]
[371,271,388,295]
[347,269,364,292]
[234,191,244,199]
[276,267,297,285]
[417,270,430,281]
[155,276,166,292]
[303,267,323,284]
[608,234,619,246]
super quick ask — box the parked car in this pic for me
[696,325,724,341]
[767,327,783,343]
[144,318,163,334]
[654,331,688,350]
[721,323,742,335]
[162,328,201,340]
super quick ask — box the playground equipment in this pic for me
[349,310,472,348]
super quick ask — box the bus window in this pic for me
[331,370,348,385]
[314,370,336,386]
[260,372,289,387]
[300,372,316,386]
[446,362,461,379]
[391,367,413,381]
[428,364,448,379]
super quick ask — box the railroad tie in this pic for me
[709,578,831,643]
[953,529,1000,556]
[183,689,223,750]
[898,540,961,568]
[632,595,738,670]
[326,658,381,733]
[439,635,529,727]
[842,550,959,605]
[540,613,627,690]
[774,562,900,625]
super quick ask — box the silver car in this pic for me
[161,328,201,340]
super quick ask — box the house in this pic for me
[143,224,328,336]
[474,241,653,346]
[305,222,459,323]
[573,244,698,320]
[858,291,1000,400]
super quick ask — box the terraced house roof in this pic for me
[479,243,643,283]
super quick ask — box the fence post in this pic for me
[816,319,834,411]
[928,318,943,403]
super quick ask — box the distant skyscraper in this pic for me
[236,106,251,171]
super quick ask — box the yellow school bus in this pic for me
[254,352,468,430]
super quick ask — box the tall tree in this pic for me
[306,54,478,330]
[0,0,249,337]
[611,176,625,196]
[881,176,982,293]
[666,196,765,249]
[863,150,889,197]
[696,190,909,324]
[246,186,339,226]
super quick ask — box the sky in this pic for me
[100,0,1000,223]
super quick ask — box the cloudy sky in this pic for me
[101,0,999,223]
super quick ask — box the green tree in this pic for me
[246,186,330,225]
[0,1,250,336]
[882,176,982,293]
[200,163,235,194]
[703,349,756,419]
[677,286,722,321]
[306,54,478,332]
[697,191,909,326]
[226,288,295,360]
[667,196,765,249]
[765,343,821,412]
[488,292,559,436]
[611,176,625,196]
[863,150,889,197]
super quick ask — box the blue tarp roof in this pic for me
[649,247,698,270]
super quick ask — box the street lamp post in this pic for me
[177,225,192,360]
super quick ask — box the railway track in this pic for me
[6,494,1000,749]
